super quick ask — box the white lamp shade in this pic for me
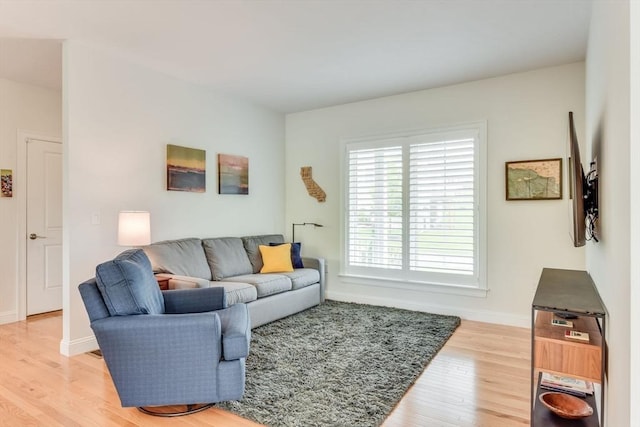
[118,211,151,246]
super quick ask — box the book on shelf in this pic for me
[540,373,594,397]
[564,330,590,342]
[551,318,574,327]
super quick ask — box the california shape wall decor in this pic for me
[300,166,326,202]
[166,144,206,193]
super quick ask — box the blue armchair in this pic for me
[78,249,251,416]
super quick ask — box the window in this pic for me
[344,123,486,291]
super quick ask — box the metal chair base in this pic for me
[137,402,215,417]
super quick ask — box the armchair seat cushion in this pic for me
[95,249,165,316]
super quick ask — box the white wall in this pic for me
[62,42,285,355]
[286,63,585,326]
[630,2,640,424]
[585,2,634,426]
[0,78,61,324]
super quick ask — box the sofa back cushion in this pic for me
[95,249,165,316]
[259,244,294,273]
[203,237,253,280]
[242,234,285,273]
[269,242,304,269]
[142,238,212,280]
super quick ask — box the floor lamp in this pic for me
[292,222,323,242]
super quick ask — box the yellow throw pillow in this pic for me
[259,243,294,273]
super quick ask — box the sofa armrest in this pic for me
[216,303,251,360]
[155,273,210,289]
[163,287,226,313]
[301,256,326,303]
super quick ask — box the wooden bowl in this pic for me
[539,392,593,419]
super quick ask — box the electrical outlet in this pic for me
[91,212,101,225]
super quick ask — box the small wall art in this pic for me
[167,144,206,193]
[300,166,326,202]
[1,169,13,197]
[505,158,562,200]
[218,154,249,195]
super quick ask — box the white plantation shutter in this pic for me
[344,124,485,289]
[347,145,403,269]
[409,138,475,275]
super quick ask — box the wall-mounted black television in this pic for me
[568,111,599,247]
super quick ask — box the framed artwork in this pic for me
[1,169,13,197]
[505,158,562,200]
[166,144,206,193]
[218,154,249,195]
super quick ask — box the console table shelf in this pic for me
[531,268,607,427]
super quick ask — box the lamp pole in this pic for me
[292,222,323,242]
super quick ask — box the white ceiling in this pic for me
[0,1,592,113]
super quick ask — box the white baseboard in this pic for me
[0,311,18,325]
[326,290,530,328]
[60,335,98,357]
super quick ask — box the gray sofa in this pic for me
[142,234,325,328]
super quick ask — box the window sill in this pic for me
[338,273,489,298]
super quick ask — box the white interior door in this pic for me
[26,139,63,315]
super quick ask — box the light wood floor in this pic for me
[0,312,531,426]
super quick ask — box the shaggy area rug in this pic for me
[219,300,460,427]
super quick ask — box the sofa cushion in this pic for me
[202,237,253,280]
[280,268,321,290]
[225,274,292,298]
[269,241,304,268]
[214,282,258,305]
[242,234,285,273]
[95,249,165,316]
[155,274,210,289]
[142,238,212,280]
[259,244,294,273]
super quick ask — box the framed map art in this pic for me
[505,158,562,200]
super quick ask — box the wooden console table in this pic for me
[531,268,607,426]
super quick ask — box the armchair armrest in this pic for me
[92,312,221,351]
[90,313,223,407]
[163,287,226,313]
[216,303,251,360]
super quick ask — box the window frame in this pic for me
[340,122,487,297]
